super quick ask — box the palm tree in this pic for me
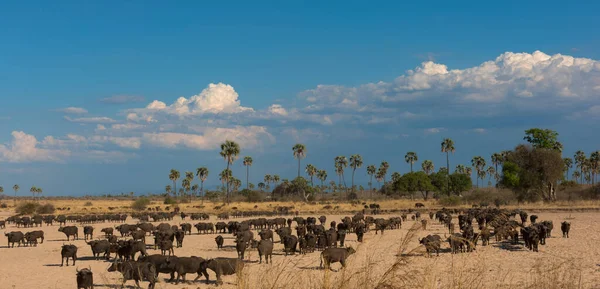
[349,154,363,191]
[292,143,306,178]
[317,170,328,192]
[405,152,418,172]
[243,156,253,190]
[182,178,191,198]
[0,186,3,197]
[379,161,389,184]
[465,167,473,179]
[165,185,172,196]
[273,175,280,185]
[455,164,465,174]
[258,182,265,191]
[335,156,349,188]
[486,166,496,186]
[305,164,317,187]
[589,151,600,185]
[13,184,19,203]
[574,150,586,184]
[366,165,376,191]
[196,167,209,197]
[264,174,272,189]
[185,171,194,182]
[169,169,180,197]
[563,158,573,181]
[191,184,199,197]
[471,156,486,188]
[220,140,241,203]
[491,152,503,172]
[219,169,232,194]
[30,186,37,199]
[477,170,487,187]
[375,169,384,188]
[185,171,194,198]
[572,171,581,183]
[441,138,455,191]
[391,172,401,183]
[422,160,434,175]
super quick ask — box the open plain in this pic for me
[1,200,599,289]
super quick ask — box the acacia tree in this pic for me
[349,154,363,191]
[292,144,306,178]
[405,152,418,173]
[220,140,240,203]
[243,156,253,190]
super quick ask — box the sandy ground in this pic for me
[1,211,599,289]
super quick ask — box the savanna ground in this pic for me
[1,198,600,289]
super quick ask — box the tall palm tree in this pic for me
[305,164,317,187]
[421,160,434,175]
[375,169,384,188]
[391,172,401,183]
[182,178,191,198]
[258,182,265,191]
[563,158,573,181]
[292,143,306,178]
[465,167,473,179]
[572,171,581,183]
[273,175,280,185]
[574,150,586,184]
[379,161,389,184]
[191,184,199,197]
[220,140,240,203]
[30,186,37,199]
[486,166,496,186]
[349,154,363,191]
[477,170,487,187]
[219,169,232,193]
[0,186,3,197]
[491,152,503,172]
[13,184,19,202]
[441,138,455,191]
[317,170,328,192]
[243,156,253,190]
[404,152,418,172]
[168,169,180,197]
[366,165,376,191]
[471,156,486,188]
[335,156,348,187]
[185,171,194,182]
[589,151,600,185]
[196,167,209,198]
[455,164,466,174]
[165,185,172,196]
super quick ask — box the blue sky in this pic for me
[1,1,600,196]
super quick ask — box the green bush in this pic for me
[347,192,358,200]
[246,190,264,202]
[36,203,55,214]
[84,201,93,206]
[438,195,462,207]
[131,197,151,211]
[163,195,177,205]
[16,202,38,215]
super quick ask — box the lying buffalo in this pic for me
[320,247,356,270]
[200,258,244,286]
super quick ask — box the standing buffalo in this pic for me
[159,256,208,285]
[235,239,247,259]
[76,267,93,289]
[59,226,79,241]
[283,235,298,256]
[107,260,157,289]
[87,240,111,260]
[61,244,78,266]
[5,231,24,247]
[320,247,356,270]
[419,235,441,257]
[83,226,94,241]
[258,240,273,264]
[561,221,571,238]
[200,258,244,286]
[101,227,113,237]
[215,235,224,250]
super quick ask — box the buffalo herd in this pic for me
[1,207,574,288]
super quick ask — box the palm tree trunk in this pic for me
[246,166,249,190]
[226,162,230,204]
[351,169,355,191]
[410,163,413,173]
[446,151,450,192]
[173,181,177,197]
[475,171,479,188]
[297,158,301,178]
[310,176,314,187]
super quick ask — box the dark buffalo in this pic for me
[5,231,24,247]
[59,226,79,241]
[259,229,274,241]
[180,223,192,235]
[160,240,174,256]
[215,235,224,250]
[258,240,273,264]
[131,230,146,243]
[107,260,157,289]
[175,230,185,248]
[100,227,113,236]
[561,221,570,238]
[419,234,441,257]
[283,235,298,256]
[26,230,44,244]
[235,239,247,259]
[159,256,208,285]
[200,258,244,286]
[76,268,93,289]
[83,226,94,241]
[320,247,356,270]
[61,244,78,266]
[87,240,111,260]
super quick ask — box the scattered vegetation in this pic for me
[83,201,93,206]
[15,202,55,214]
[131,197,151,211]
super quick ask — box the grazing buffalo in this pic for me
[61,244,78,266]
[107,261,157,289]
[159,256,207,285]
[200,258,244,286]
[100,227,113,237]
[83,226,94,241]
[76,268,93,289]
[87,240,111,260]
[561,221,571,238]
[419,235,441,257]
[59,226,79,241]
[5,231,24,247]
[258,240,273,264]
[320,247,356,270]
[26,230,44,244]
[415,202,425,208]
[215,235,224,250]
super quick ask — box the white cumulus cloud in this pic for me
[58,107,88,114]
[0,131,70,163]
[143,126,272,150]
